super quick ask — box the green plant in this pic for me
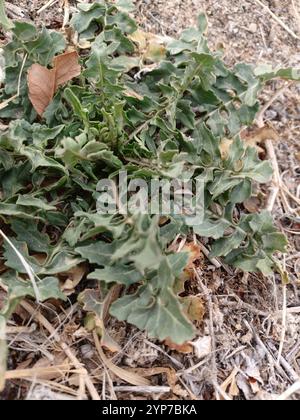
[0,0,299,385]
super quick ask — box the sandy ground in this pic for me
[1,0,300,400]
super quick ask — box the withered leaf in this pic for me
[241,126,279,153]
[28,51,81,116]
[28,64,55,117]
[182,243,203,269]
[53,51,82,90]
[181,295,205,323]
[164,338,193,354]
[129,30,167,62]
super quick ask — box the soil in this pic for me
[1,0,300,401]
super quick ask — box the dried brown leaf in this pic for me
[28,51,81,116]
[164,338,193,354]
[53,51,81,90]
[181,295,205,323]
[182,243,202,268]
[219,138,233,159]
[61,263,86,295]
[241,126,279,153]
[129,30,166,62]
[28,64,55,116]
[244,196,263,213]
[221,367,240,398]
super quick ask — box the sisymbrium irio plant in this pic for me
[0,0,299,382]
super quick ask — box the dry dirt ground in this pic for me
[1,0,300,401]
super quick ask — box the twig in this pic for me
[179,358,207,375]
[264,139,294,213]
[177,236,187,253]
[37,0,60,14]
[253,0,300,40]
[113,385,171,394]
[220,367,239,395]
[275,306,300,316]
[264,139,281,212]
[266,183,280,212]
[29,378,79,397]
[196,240,222,269]
[62,0,70,28]
[277,283,287,365]
[277,381,300,401]
[5,365,75,380]
[282,184,300,206]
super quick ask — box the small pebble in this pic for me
[80,344,94,359]
[249,23,258,33]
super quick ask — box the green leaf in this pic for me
[0,272,66,301]
[3,239,83,276]
[231,179,252,204]
[110,259,195,344]
[88,265,142,285]
[70,2,106,34]
[76,241,116,266]
[116,0,135,13]
[16,195,57,211]
[0,0,13,30]
[210,230,247,258]
[197,13,208,33]
[256,258,274,276]
[44,252,84,276]
[12,21,37,41]
[255,65,300,82]
[167,252,189,277]
[79,289,104,316]
[107,12,137,34]
[112,216,164,273]
[0,203,36,219]
[64,88,89,129]
[11,219,50,254]
[74,212,126,239]
[193,218,230,240]
[262,233,288,253]
[20,146,67,174]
